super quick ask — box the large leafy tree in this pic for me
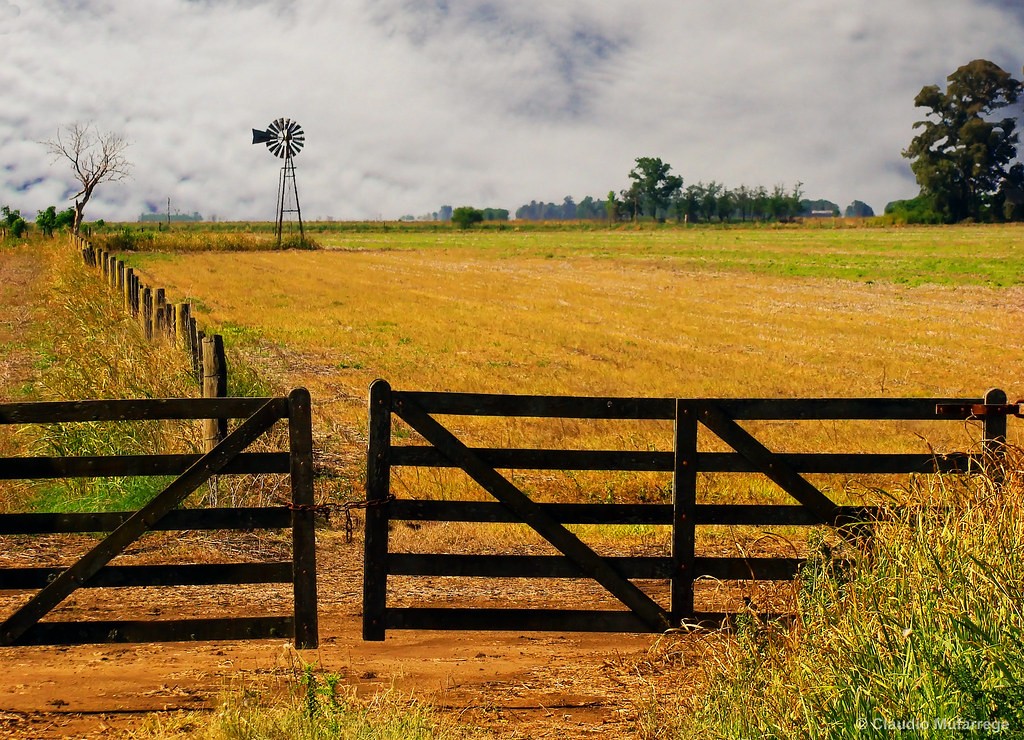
[903,59,1022,222]
[622,157,683,221]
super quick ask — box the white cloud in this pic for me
[2,0,1022,221]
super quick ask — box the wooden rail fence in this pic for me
[0,390,318,648]
[363,381,1016,639]
[72,234,228,453]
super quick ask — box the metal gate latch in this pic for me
[935,401,1024,418]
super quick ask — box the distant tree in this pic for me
[903,59,1022,222]
[451,206,484,229]
[625,157,683,220]
[605,191,619,222]
[698,182,722,222]
[2,206,26,238]
[997,163,1024,221]
[43,123,132,234]
[561,196,577,220]
[438,205,453,222]
[35,205,76,236]
[883,195,943,224]
[481,208,509,221]
[36,206,57,236]
[844,200,875,218]
[577,196,598,219]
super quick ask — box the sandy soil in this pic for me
[0,527,747,739]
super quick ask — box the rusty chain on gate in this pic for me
[282,495,396,543]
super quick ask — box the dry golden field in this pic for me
[125,224,1024,512]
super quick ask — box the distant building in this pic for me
[139,211,203,223]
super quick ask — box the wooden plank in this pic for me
[392,447,973,474]
[672,401,697,620]
[363,379,393,641]
[0,397,277,424]
[389,500,674,525]
[0,397,288,647]
[695,504,879,526]
[2,450,963,480]
[0,562,293,589]
[393,394,671,631]
[385,555,826,584]
[0,452,290,479]
[695,557,805,581]
[387,554,673,579]
[697,452,975,474]
[0,507,292,535]
[702,397,981,421]
[391,446,674,471]
[394,391,675,419]
[385,500,881,527]
[384,608,657,633]
[391,391,978,421]
[696,403,839,522]
[288,388,318,650]
[13,616,294,646]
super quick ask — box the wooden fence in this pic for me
[0,390,318,648]
[363,381,1017,639]
[72,234,228,452]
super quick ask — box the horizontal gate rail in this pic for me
[392,447,977,474]
[0,452,289,479]
[396,391,981,420]
[0,389,317,649]
[365,380,1009,639]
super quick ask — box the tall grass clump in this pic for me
[683,452,1024,738]
[94,225,320,253]
[26,239,200,512]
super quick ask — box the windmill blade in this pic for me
[252,128,274,145]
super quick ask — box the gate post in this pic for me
[982,387,1008,486]
[672,401,698,622]
[363,379,393,641]
[288,387,319,649]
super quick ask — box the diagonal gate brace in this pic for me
[696,403,840,523]
[0,398,288,646]
[393,395,672,632]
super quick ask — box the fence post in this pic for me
[175,303,191,350]
[363,379,393,641]
[189,317,201,381]
[202,335,228,451]
[672,400,698,623]
[154,289,166,335]
[983,387,1008,485]
[288,387,319,649]
[142,287,153,340]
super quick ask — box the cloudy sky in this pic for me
[2,0,1022,221]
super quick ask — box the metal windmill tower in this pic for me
[252,117,305,247]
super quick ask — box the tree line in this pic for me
[514,182,874,223]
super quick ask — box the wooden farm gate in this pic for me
[363,380,1017,639]
[0,389,317,648]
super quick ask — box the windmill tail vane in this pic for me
[252,117,305,246]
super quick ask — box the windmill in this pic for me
[252,117,305,247]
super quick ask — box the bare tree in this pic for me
[43,123,132,234]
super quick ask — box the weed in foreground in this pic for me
[129,651,487,740]
[22,238,199,512]
[678,453,1024,738]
